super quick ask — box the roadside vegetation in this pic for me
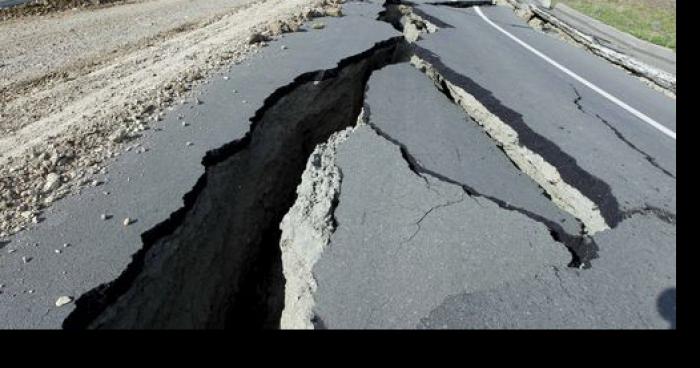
[554,0,676,50]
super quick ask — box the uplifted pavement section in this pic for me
[364,63,581,241]
[310,124,570,329]
[300,61,675,329]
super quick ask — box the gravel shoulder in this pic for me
[0,0,342,237]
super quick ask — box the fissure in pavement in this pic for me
[62,37,410,329]
[378,2,604,266]
[411,47,618,231]
[571,85,675,180]
[366,118,598,267]
[59,0,632,328]
[386,1,622,233]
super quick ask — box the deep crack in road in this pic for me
[0,0,676,329]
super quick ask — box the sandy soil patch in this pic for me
[0,0,344,237]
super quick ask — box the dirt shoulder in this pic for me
[0,0,344,237]
[1,0,249,92]
[1,1,134,20]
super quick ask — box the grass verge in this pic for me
[554,0,676,50]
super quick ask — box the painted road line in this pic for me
[474,6,676,141]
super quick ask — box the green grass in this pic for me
[554,0,676,50]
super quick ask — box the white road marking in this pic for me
[474,6,676,140]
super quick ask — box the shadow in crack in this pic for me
[657,287,676,329]
[62,37,409,329]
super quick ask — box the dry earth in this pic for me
[1,1,130,20]
[0,0,344,237]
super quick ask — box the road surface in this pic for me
[0,0,676,329]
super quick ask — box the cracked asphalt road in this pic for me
[0,0,676,329]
